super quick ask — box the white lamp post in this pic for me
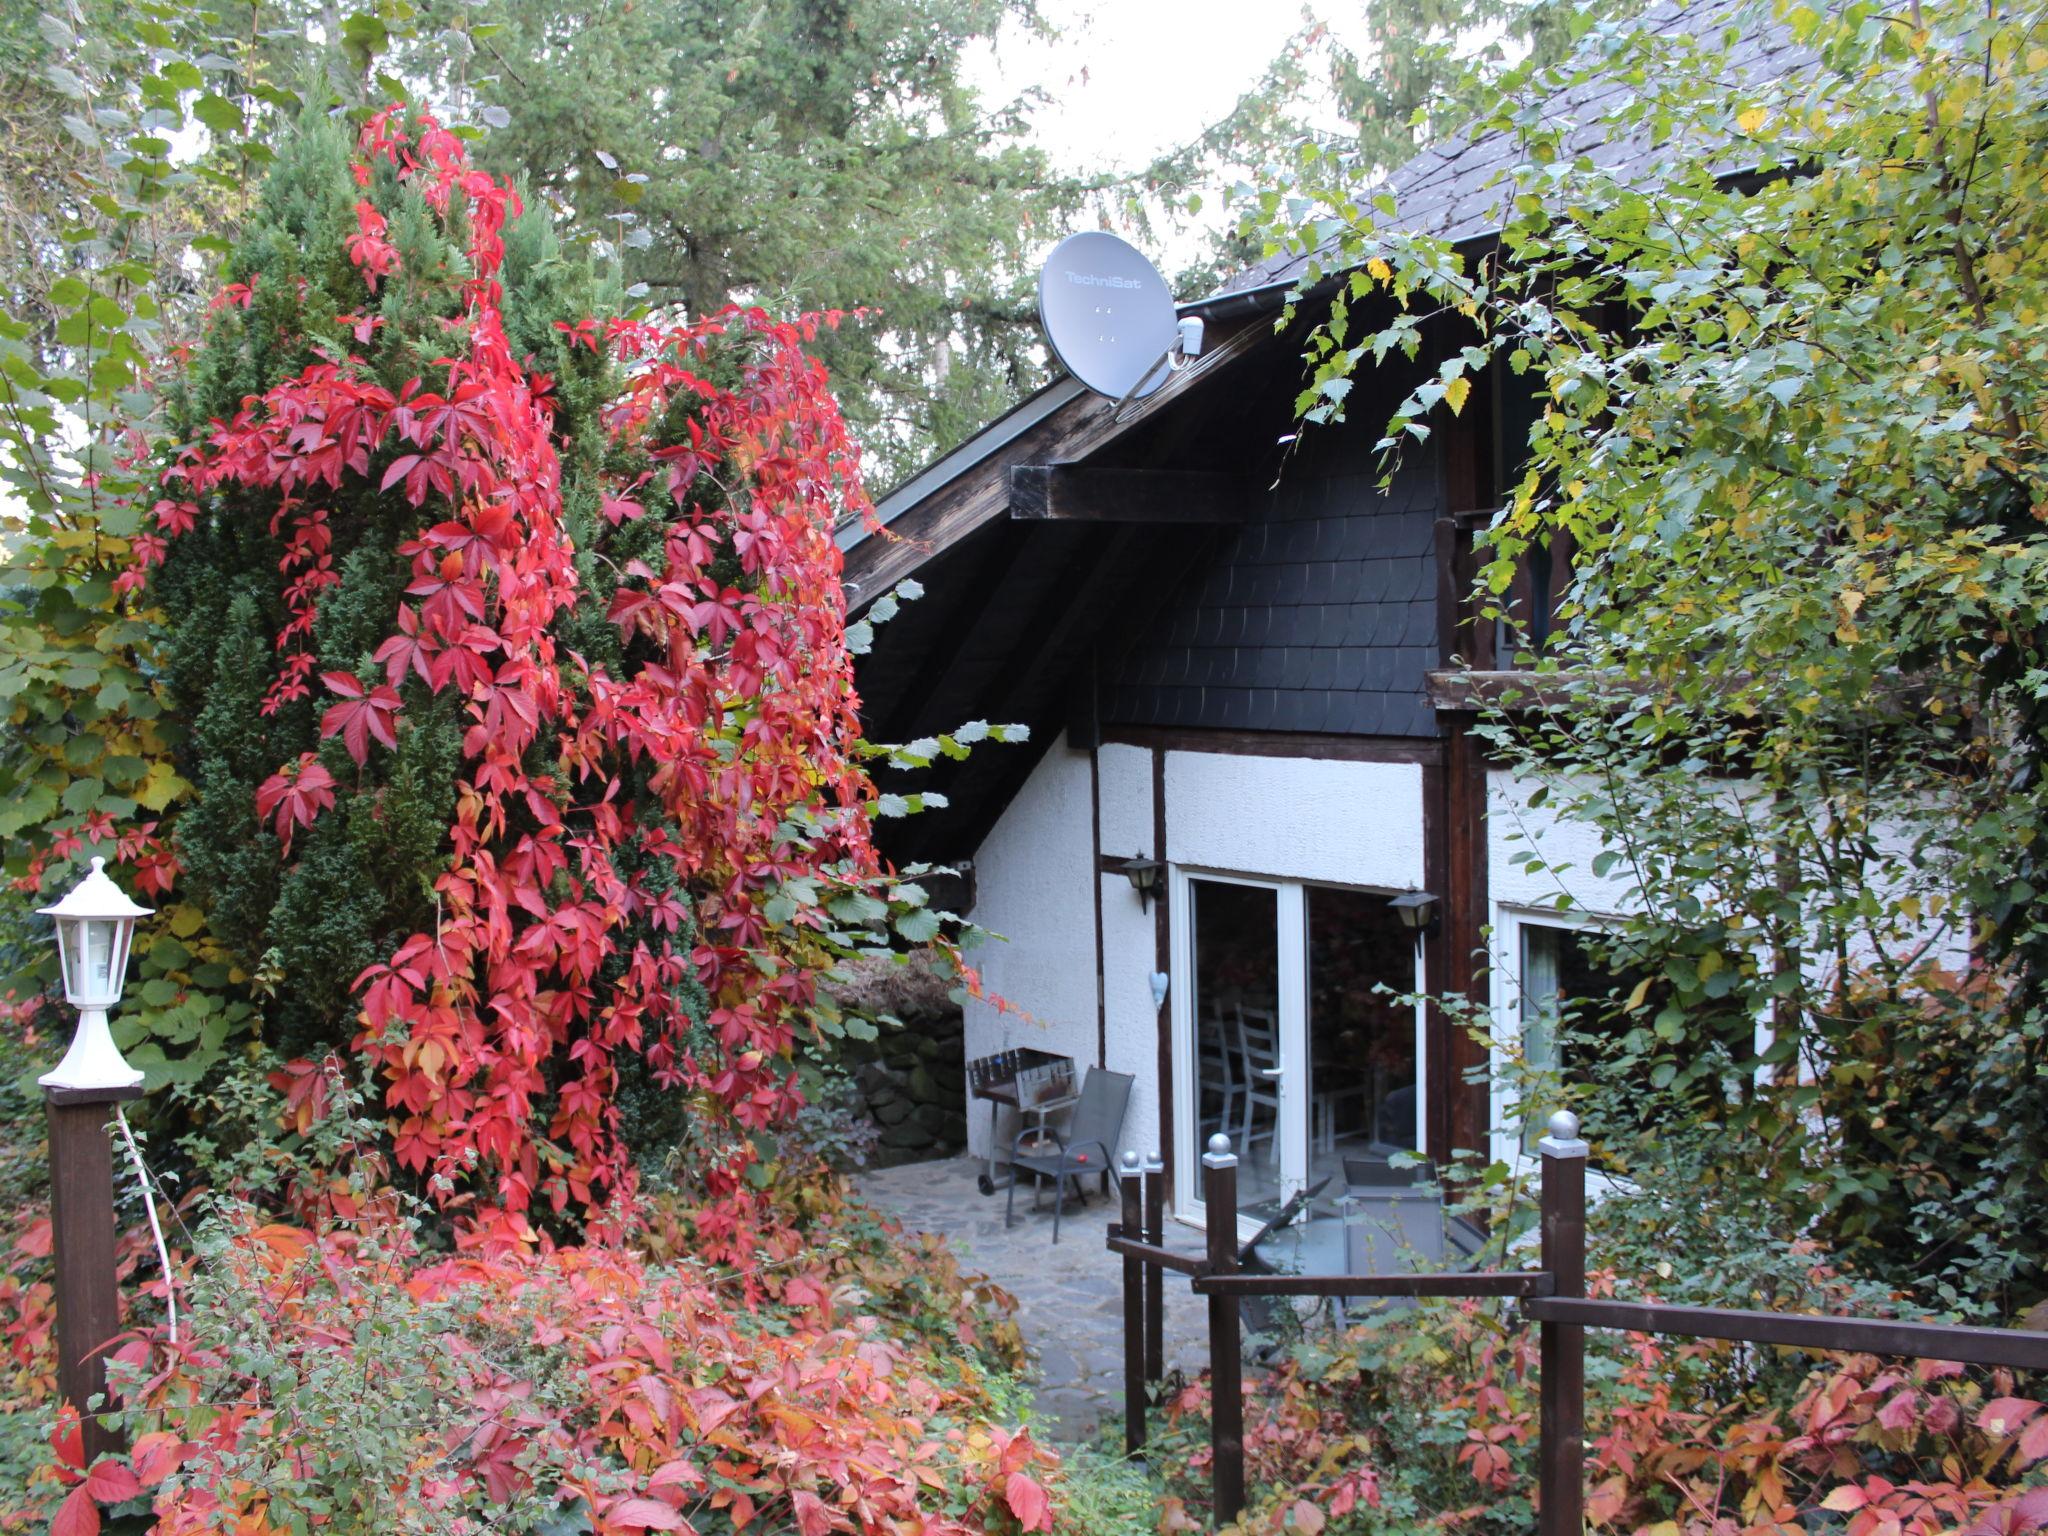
[37,856,149,1092]
[36,854,151,1465]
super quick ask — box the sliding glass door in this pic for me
[1180,874,1298,1230]
[1174,871,1422,1229]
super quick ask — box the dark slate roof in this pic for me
[1220,0,1807,295]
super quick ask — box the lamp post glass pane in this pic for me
[59,916,128,1007]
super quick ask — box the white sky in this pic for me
[966,0,1374,273]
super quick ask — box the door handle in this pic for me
[1258,1063,1284,1080]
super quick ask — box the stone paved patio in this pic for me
[857,1152,1211,1441]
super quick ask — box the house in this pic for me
[840,0,1806,1231]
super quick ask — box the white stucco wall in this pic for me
[1487,767,1637,919]
[1097,742,1154,860]
[960,733,1100,1159]
[1095,741,1164,1155]
[1164,752,1426,888]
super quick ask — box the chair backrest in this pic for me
[1068,1067,1135,1154]
[1236,1006,1279,1069]
[1374,1085,1416,1145]
[1344,1182,1448,1273]
[1343,1153,1439,1189]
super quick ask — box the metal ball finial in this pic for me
[1207,1132,1233,1157]
[1121,1149,1141,1171]
[1547,1110,1581,1141]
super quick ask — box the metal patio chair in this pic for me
[1003,1067,1134,1244]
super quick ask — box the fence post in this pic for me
[1119,1151,1148,1456]
[1538,1110,1589,1536]
[1203,1132,1245,1525]
[1143,1150,1165,1388]
[48,1085,143,1466]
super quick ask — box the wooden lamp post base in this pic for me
[46,1082,144,1466]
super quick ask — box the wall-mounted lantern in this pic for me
[1390,889,1440,940]
[1120,855,1163,912]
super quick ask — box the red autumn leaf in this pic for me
[606,1497,687,1531]
[129,1429,184,1486]
[789,1489,840,1536]
[83,1459,141,1503]
[51,1485,99,1536]
[648,1458,706,1491]
[1289,1499,1327,1535]
[255,753,339,854]
[1982,1398,2045,1437]
[50,1407,84,1471]
[373,604,440,689]
[1875,1390,1921,1432]
[1004,1472,1052,1533]
[318,671,403,765]
[2019,1412,2048,1467]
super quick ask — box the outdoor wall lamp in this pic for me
[1120,855,1163,912]
[1390,889,1441,940]
[38,856,150,1093]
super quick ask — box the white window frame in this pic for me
[1171,865,1426,1231]
[1492,900,1783,1185]
[1489,903,1618,1179]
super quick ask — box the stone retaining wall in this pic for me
[849,1011,967,1163]
[825,954,968,1165]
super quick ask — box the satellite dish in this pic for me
[1036,232,1181,402]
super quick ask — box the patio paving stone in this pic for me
[856,1152,1211,1441]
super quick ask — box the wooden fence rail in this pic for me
[1107,1113,2048,1528]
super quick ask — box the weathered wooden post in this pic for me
[1202,1132,1245,1525]
[1118,1150,1148,1455]
[1538,1110,1589,1536]
[1142,1149,1165,1387]
[36,858,152,1464]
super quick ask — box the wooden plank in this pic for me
[1091,748,1106,1068]
[1444,716,1491,1160]
[844,314,1276,603]
[1538,1137,1588,1536]
[1203,1152,1247,1524]
[49,1091,140,1465]
[1191,1271,1554,1297]
[1105,1228,1210,1278]
[1426,668,1584,712]
[1009,464,1252,523]
[1101,724,1444,766]
[1120,1168,1148,1455]
[1421,751,1454,1169]
[1153,747,1173,1197]
[1143,1161,1166,1385]
[1523,1297,2048,1372]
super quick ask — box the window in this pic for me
[1506,918,1656,1155]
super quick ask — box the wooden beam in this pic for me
[1522,1297,2048,1373]
[1099,724,1443,766]
[1008,465,1252,524]
[843,313,1274,604]
[1427,668,1585,712]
